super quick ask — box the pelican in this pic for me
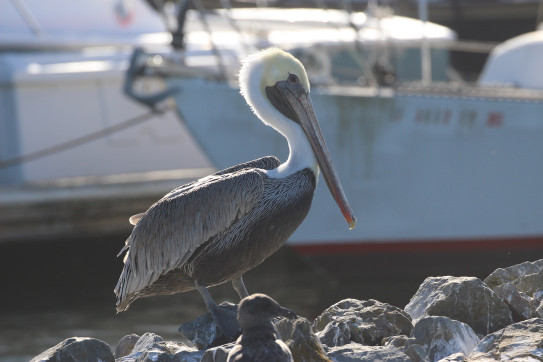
[114,48,356,337]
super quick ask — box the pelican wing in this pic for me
[115,168,266,304]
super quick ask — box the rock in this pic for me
[436,352,466,362]
[410,316,479,361]
[326,343,411,361]
[468,317,543,361]
[404,276,513,335]
[118,332,203,362]
[276,317,330,362]
[404,344,429,362]
[31,337,114,362]
[484,259,543,289]
[493,282,534,321]
[200,342,235,362]
[114,334,140,359]
[314,299,413,347]
[382,335,414,350]
[178,302,239,350]
[515,269,543,297]
[316,321,351,347]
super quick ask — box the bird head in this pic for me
[239,48,357,230]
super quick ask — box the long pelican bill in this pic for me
[269,81,357,229]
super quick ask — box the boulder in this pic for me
[200,342,235,362]
[484,259,543,289]
[314,299,413,347]
[114,334,140,359]
[436,352,466,362]
[276,317,330,362]
[514,269,543,297]
[410,316,479,362]
[468,318,543,361]
[404,276,512,335]
[30,337,114,362]
[492,282,534,321]
[326,343,411,361]
[118,332,203,362]
[178,302,239,350]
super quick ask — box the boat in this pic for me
[123,4,543,255]
[2,1,542,258]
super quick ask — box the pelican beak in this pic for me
[266,81,357,229]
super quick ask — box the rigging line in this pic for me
[0,107,170,170]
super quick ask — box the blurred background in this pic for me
[2,0,543,360]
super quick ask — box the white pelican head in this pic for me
[239,48,356,229]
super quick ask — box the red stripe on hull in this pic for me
[291,235,543,255]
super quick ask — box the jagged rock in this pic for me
[316,321,351,347]
[515,269,543,296]
[382,335,414,350]
[178,302,239,350]
[468,318,543,361]
[326,343,411,361]
[118,332,203,362]
[276,317,330,362]
[404,276,512,335]
[314,299,413,347]
[114,334,140,359]
[410,316,479,362]
[404,344,429,362]
[493,282,534,321]
[484,259,543,289]
[436,352,466,362]
[30,337,114,362]
[200,342,235,362]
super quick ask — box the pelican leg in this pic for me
[232,276,249,299]
[195,282,241,339]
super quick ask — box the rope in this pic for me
[0,108,169,170]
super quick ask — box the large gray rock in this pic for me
[118,332,203,362]
[493,282,535,321]
[515,269,543,297]
[484,260,543,289]
[326,343,411,362]
[410,316,479,362]
[276,317,330,362]
[178,302,239,350]
[200,342,235,362]
[114,334,140,359]
[31,337,114,362]
[404,276,513,335]
[468,318,543,361]
[314,299,413,347]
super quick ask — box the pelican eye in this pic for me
[288,73,299,84]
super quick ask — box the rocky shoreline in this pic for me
[32,259,543,361]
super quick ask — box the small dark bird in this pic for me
[227,293,297,362]
[114,48,356,338]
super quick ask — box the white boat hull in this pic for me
[170,78,543,251]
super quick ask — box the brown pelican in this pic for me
[227,293,296,362]
[114,48,356,337]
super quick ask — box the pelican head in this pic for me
[239,48,356,229]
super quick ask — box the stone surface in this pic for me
[276,317,330,362]
[31,337,114,362]
[314,299,413,347]
[316,321,351,347]
[468,318,543,361]
[410,316,479,362]
[200,342,235,362]
[436,352,466,362]
[493,282,534,321]
[114,334,140,359]
[326,343,411,361]
[404,343,429,362]
[484,259,543,289]
[515,269,543,297]
[405,276,513,335]
[118,332,203,362]
[178,302,239,350]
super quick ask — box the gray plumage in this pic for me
[227,293,296,362]
[114,156,316,312]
